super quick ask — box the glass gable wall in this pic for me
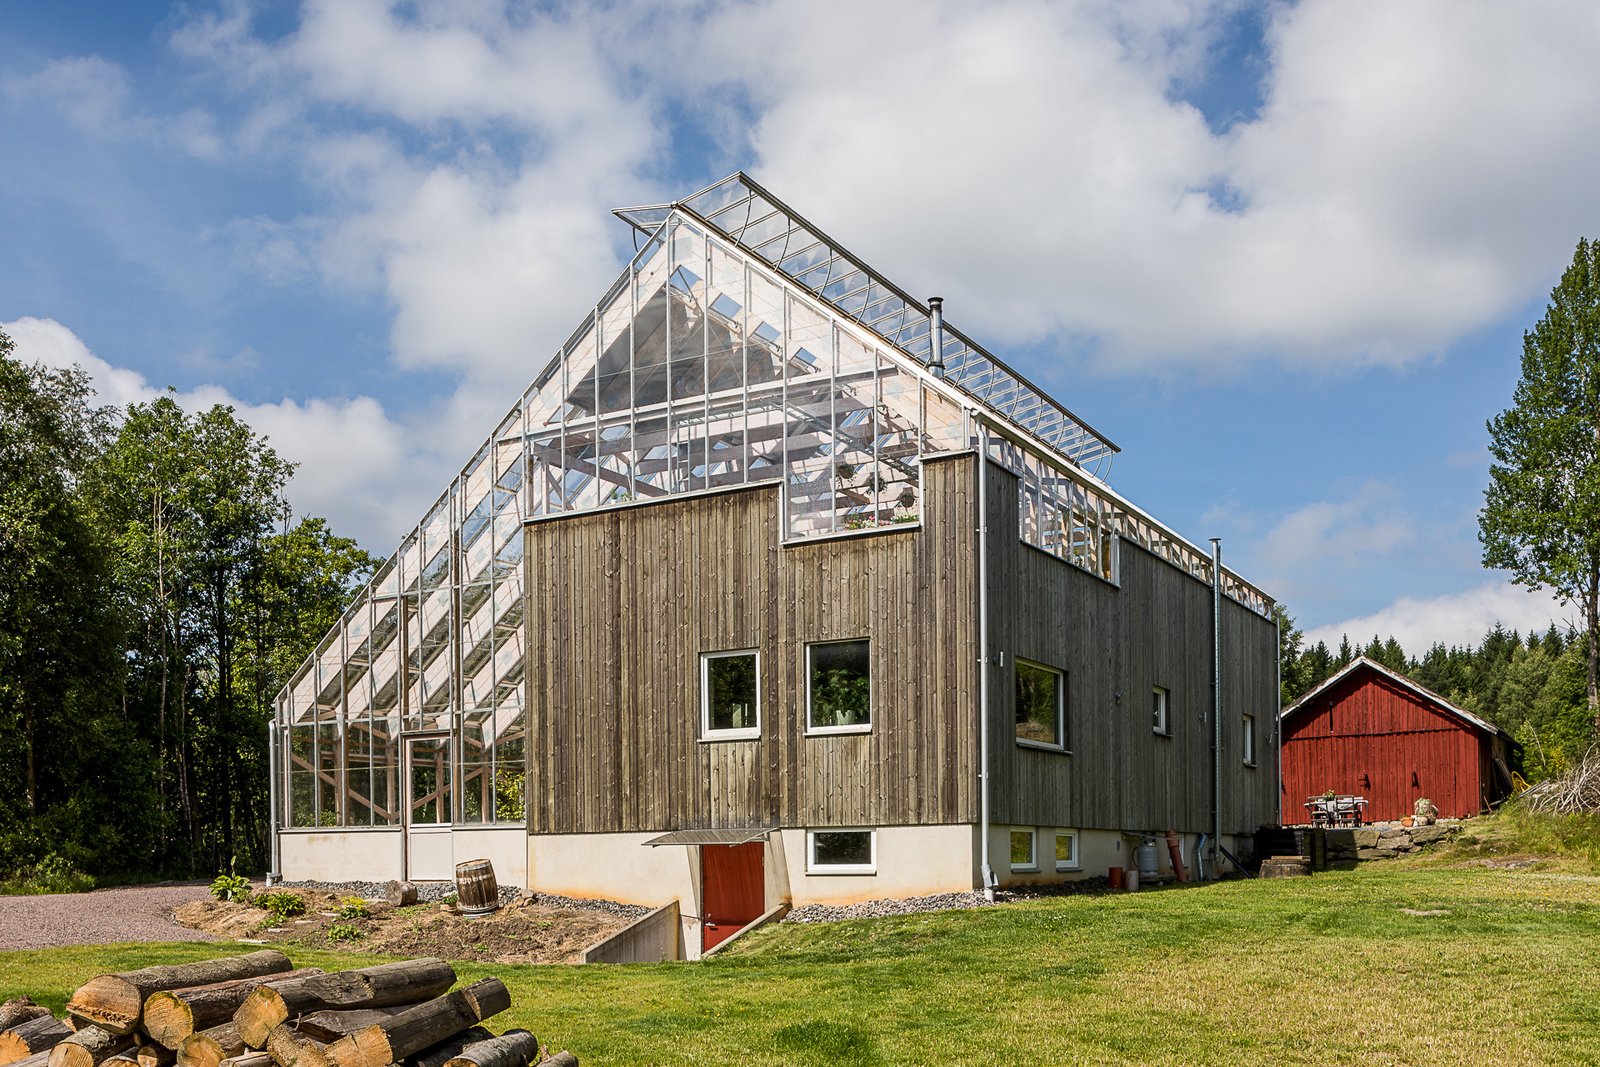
[276,207,976,831]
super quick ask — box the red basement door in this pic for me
[701,842,764,952]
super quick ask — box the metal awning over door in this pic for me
[643,828,773,847]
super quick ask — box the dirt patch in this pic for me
[174,891,635,964]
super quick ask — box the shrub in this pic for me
[210,861,252,903]
[328,922,364,943]
[336,897,369,920]
[256,890,307,925]
[5,852,95,895]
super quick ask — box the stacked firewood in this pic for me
[0,952,575,1067]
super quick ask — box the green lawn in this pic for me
[5,865,1599,1065]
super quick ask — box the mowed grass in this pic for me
[4,864,1599,1066]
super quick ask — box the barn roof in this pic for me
[1279,655,1513,740]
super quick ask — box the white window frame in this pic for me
[1014,659,1067,752]
[805,638,873,736]
[1054,829,1080,872]
[1242,712,1257,766]
[806,828,877,875]
[1153,685,1171,736]
[1009,828,1038,872]
[700,649,761,741]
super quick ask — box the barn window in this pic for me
[1009,829,1037,871]
[1153,686,1171,735]
[807,829,876,874]
[1242,713,1257,765]
[806,639,872,733]
[701,650,761,740]
[1015,660,1067,750]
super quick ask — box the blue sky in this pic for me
[5,0,1599,654]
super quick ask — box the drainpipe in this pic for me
[266,718,281,885]
[928,297,947,379]
[977,422,994,901]
[1274,608,1283,830]
[1210,538,1223,878]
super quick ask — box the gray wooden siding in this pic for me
[525,456,979,835]
[985,460,1279,834]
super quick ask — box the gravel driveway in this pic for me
[0,884,219,951]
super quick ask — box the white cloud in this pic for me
[1303,581,1571,653]
[1231,481,1417,604]
[4,316,433,550]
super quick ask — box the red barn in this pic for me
[1280,657,1519,823]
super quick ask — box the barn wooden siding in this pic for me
[984,461,1280,835]
[1281,670,1497,821]
[524,455,979,835]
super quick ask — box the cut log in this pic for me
[69,953,294,1036]
[290,1013,405,1045]
[217,1055,272,1067]
[440,1030,537,1067]
[0,1016,73,1063]
[175,1025,245,1067]
[0,1001,51,1033]
[323,980,510,1067]
[402,1029,491,1067]
[536,1054,576,1067]
[234,961,455,1049]
[145,970,324,1049]
[135,1045,173,1067]
[385,882,417,908]
[48,1027,134,1067]
[263,1027,326,1067]
[9,1055,50,1067]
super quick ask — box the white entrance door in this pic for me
[405,735,454,880]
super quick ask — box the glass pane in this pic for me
[808,640,870,728]
[289,726,315,827]
[1010,831,1034,866]
[812,831,871,867]
[409,738,451,825]
[493,718,526,823]
[1015,662,1062,747]
[459,712,492,825]
[705,653,758,733]
[1055,833,1075,865]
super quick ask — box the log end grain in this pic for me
[230,990,287,1053]
[141,996,195,1052]
[65,979,142,1038]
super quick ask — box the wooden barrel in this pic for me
[455,859,499,916]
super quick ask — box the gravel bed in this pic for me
[270,879,523,905]
[784,877,1115,924]
[268,880,648,917]
[0,883,218,950]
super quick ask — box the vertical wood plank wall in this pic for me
[984,461,1280,835]
[1281,670,1495,821]
[525,456,979,835]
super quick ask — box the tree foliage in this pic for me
[1481,237,1600,729]
[0,328,375,880]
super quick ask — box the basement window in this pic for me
[701,650,760,740]
[1242,713,1257,766]
[806,639,871,734]
[807,829,876,874]
[1055,830,1080,872]
[1015,660,1067,751]
[1010,829,1038,872]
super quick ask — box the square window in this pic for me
[1153,686,1170,735]
[1010,829,1037,871]
[1015,660,1067,750]
[701,650,760,740]
[1055,830,1079,871]
[807,829,876,874]
[1242,713,1257,765]
[807,639,871,733]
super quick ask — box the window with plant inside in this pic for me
[807,639,871,732]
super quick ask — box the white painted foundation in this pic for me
[277,825,527,888]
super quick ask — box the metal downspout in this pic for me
[266,718,281,884]
[978,422,995,902]
[1210,538,1223,877]
[1274,609,1283,829]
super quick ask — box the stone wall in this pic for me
[1314,820,1462,867]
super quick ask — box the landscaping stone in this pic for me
[1410,825,1451,845]
[1357,848,1397,860]
[1355,829,1380,848]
